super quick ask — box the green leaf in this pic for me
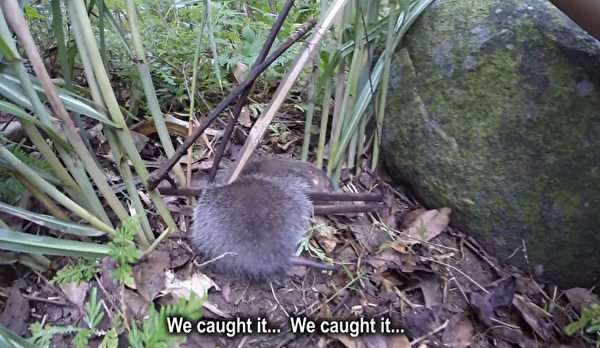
[99,328,118,348]
[0,323,38,348]
[0,101,73,151]
[0,201,104,237]
[24,6,46,21]
[0,72,120,128]
[0,228,109,258]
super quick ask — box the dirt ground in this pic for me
[0,108,597,347]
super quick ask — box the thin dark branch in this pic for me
[157,186,383,203]
[147,18,317,190]
[313,203,384,215]
[208,0,297,182]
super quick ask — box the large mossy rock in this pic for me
[382,0,600,287]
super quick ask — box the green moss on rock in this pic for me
[383,0,600,287]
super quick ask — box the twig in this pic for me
[147,19,317,190]
[0,289,67,306]
[197,252,238,268]
[140,227,174,257]
[420,257,489,293]
[314,203,384,215]
[158,186,383,203]
[209,0,297,182]
[228,0,349,183]
[409,319,449,346]
[270,282,290,318]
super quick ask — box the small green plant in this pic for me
[50,258,98,284]
[29,287,102,347]
[108,216,142,286]
[30,216,205,347]
[128,292,205,348]
[416,219,426,241]
[565,304,600,347]
[0,143,51,204]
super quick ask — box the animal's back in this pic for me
[190,174,312,278]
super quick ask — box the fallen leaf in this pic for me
[404,208,451,243]
[134,250,170,302]
[470,276,516,326]
[383,335,410,348]
[0,286,29,335]
[442,312,474,348]
[124,289,149,320]
[238,107,252,127]
[565,287,600,313]
[130,114,191,138]
[512,294,552,341]
[232,61,249,84]
[59,281,90,310]
[400,209,426,229]
[162,270,219,300]
[100,256,120,294]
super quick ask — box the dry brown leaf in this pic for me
[512,294,552,340]
[238,106,252,127]
[59,281,90,309]
[442,312,474,348]
[0,286,29,335]
[162,270,219,300]
[404,207,451,243]
[124,289,149,320]
[133,250,170,302]
[389,242,407,254]
[565,287,600,312]
[384,335,410,348]
[232,61,249,83]
[400,209,426,229]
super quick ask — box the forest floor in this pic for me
[0,103,596,348]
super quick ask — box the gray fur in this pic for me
[190,173,312,279]
[215,157,333,192]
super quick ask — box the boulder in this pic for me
[382,0,600,287]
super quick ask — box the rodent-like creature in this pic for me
[239,157,333,193]
[190,158,334,279]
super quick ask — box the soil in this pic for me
[0,106,595,348]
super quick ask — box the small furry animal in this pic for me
[190,160,325,278]
[239,157,333,192]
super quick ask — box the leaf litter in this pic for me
[0,103,596,348]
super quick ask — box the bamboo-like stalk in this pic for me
[327,40,366,176]
[301,55,318,162]
[14,172,70,221]
[147,18,317,189]
[113,135,151,247]
[185,3,207,207]
[0,6,111,224]
[1,0,128,224]
[371,0,398,170]
[208,0,297,182]
[70,11,154,246]
[68,0,177,231]
[331,0,434,170]
[204,0,223,92]
[316,78,333,168]
[229,0,350,182]
[50,0,98,166]
[0,145,115,235]
[123,0,186,187]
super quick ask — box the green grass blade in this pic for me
[0,100,72,151]
[0,323,38,348]
[0,228,110,258]
[0,72,119,128]
[0,201,104,237]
